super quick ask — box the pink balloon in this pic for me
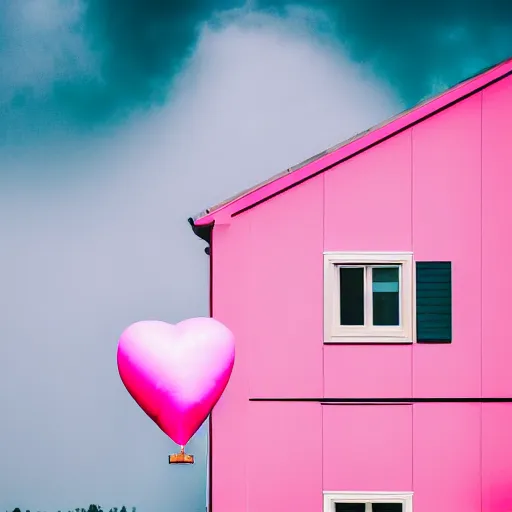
[117,317,235,446]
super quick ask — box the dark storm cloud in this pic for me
[304,0,512,105]
[1,0,512,142]
[0,0,243,142]
[55,0,244,122]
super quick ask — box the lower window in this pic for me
[324,492,413,512]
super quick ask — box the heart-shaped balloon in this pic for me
[117,317,235,446]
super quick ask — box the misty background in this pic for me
[1,1,511,511]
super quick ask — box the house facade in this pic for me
[190,57,512,512]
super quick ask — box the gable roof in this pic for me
[192,57,512,227]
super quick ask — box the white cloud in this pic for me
[0,8,400,512]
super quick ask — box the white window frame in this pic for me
[323,491,413,512]
[324,252,414,343]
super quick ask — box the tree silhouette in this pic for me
[9,504,134,512]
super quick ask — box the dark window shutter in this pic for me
[416,261,452,343]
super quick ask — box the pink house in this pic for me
[189,57,512,512]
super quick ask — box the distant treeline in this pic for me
[9,506,135,512]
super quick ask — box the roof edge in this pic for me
[187,217,212,255]
[192,56,512,227]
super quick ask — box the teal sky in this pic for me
[2,0,512,143]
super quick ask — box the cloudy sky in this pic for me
[1,1,511,511]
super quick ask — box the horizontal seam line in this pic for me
[249,397,512,403]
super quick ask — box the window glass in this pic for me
[372,266,400,326]
[336,504,366,512]
[372,503,403,512]
[340,266,365,325]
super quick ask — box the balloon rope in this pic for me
[180,445,184,455]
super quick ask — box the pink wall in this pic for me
[210,74,512,511]
[481,76,512,397]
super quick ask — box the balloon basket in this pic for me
[169,446,194,465]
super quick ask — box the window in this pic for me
[324,252,414,343]
[323,492,413,512]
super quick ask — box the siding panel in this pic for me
[481,403,512,512]
[211,220,251,511]
[323,132,413,398]
[246,176,324,398]
[323,404,413,491]
[482,75,512,396]
[412,94,482,397]
[247,402,322,511]
[413,403,481,512]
